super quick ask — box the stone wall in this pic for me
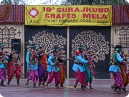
[0,24,24,78]
[111,25,129,54]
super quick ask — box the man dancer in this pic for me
[45,46,60,88]
[0,44,8,86]
[72,45,88,90]
[25,44,38,88]
[7,48,23,86]
[38,46,48,87]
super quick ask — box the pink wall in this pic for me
[0,5,24,24]
[113,5,129,25]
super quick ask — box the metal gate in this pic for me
[25,26,111,79]
[24,26,67,78]
[69,26,111,79]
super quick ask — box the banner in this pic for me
[25,5,112,26]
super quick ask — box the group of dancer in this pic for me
[72,45,96,90]
[0,43,23,86]
[0,43,67,88]
[24,44,96,89]
[25,43,67,88]
[0,43,96,90]
[109,45,129,93]
[1,42,129,93]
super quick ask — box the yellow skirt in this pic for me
[120,65,129,87]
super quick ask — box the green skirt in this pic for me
[85,65,92,83]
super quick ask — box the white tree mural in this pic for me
[71,30,109,62]
[28,30,66,58]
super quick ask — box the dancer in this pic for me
[38,46,48,87]
[72,45,88,90]
[0,44,8,86]
[3,51,9,69]
[109,45,125,93]
[45,46,60,88]
[84,50,96,89]
[120,49,129,91]
[25,45,31,78]
[7,48,23,86]
[126,49,129,81]
[57,50,72,88]
[25,44,38,88]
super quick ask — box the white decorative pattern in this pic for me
[71,30,109,62]
[28,30,66,58]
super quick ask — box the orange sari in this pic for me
[120,65,129,87]
[59,64,65,85]
[41,54,48,77]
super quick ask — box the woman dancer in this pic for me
[84,50,96,89]
[109,45,125,93]
[72,45,88,90]
[25,44,38,88]
[7,48,23,86]
[38,47,48,87]
[57,51,72,88]
[45,46,60,88]
[0,44,9,86]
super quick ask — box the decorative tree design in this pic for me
[0,26,21,49]
[28,30,66,58]
[71,30,109,62]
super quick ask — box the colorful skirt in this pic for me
[0,68,6,81]
[111,71,124,89]
[58,64,65,85]
[120,65,129,87]
[28,70,38,83]
[38,63,48,82]
[75,70,86,86]
[85,65,92,84]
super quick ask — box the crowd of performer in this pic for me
[0,42,129,93]
[0,43,23,86]
[25,44,68,88]
[0,43,96,90]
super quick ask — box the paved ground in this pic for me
[0,79,129,97]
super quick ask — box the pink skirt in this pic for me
[75,70,86,86]
[111,72,124,89]
[28,70,38,83]
[0,68,6,81]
